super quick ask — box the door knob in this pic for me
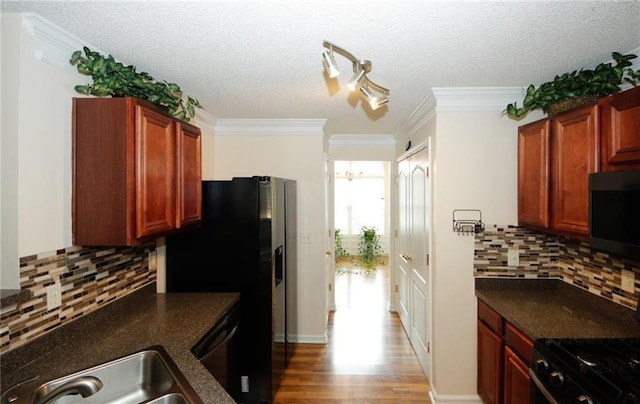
[326,251,332,256]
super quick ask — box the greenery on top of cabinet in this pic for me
[505,52,639,120]
[70,47,202,123]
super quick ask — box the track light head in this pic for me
[360,85,389,111]
[347,67,366,91]
[322,48,340,78]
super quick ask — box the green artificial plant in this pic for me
[70,47,202,123]
[358,226,383,270]
[505,52,638,120]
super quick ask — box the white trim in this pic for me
[397,92,437,139]
[21,12,102,74]
[190,110,217,134]
[293,333,328,344]
[429,388,483,404]
[328,134,396,147]
[432,87,524,112]
[214,119,326,136]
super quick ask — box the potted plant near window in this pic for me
[69,47,202,123]
[358,226,383,271]
[334,228,349,263]
[505,52,639,120]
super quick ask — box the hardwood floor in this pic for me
[273,259,432,403]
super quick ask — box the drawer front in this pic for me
[478,299,503,335]
[505,322,533,361]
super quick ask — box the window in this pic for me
[334,161,385,235]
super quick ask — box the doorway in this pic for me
[332,160,390,310]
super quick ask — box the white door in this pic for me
[324,155,336,316]
[396,158,410,332]
[409,147,431,380]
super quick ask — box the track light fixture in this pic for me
[322,40,390,110]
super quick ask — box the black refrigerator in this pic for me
[165,176,297,403]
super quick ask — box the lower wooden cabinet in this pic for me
[478,321,502,404]
[504,346,530,404]
[477,300,533,404]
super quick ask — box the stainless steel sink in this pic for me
[147,394,188,404]
[1,346,201,404]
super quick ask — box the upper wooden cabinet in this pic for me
[518,120,551,228]
[518,103,599,236]
[600,85,640,171]
[550,103,599,235]
[73,97,202,246]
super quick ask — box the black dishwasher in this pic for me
[191,302,241,402]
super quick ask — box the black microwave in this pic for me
[589,169,640,260]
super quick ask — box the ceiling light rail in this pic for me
[322,40,389,110]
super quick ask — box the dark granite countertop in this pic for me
[0,289,32,309]
[475,279,640,340]
[0,283,239,404]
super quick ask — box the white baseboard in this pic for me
[430,387,482,404]
[291,333,328,344]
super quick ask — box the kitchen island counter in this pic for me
[0,283,239,403]
[476,279,640,340]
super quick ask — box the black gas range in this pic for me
[530,338,640,404]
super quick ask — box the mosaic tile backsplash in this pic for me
[0,243,157,354]
[474,225,640,310]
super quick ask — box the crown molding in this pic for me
[21,13,102,74]
[431,87,524,112]
[328,134,396,147]
[190,110,217,134]
[397,91,437,139]
[214,119,326,136]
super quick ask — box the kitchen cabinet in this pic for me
[517,119,550,228]
[600,85,640,171]
[517,102,599,236]
[73,97,201,246]
[477,299,533,404]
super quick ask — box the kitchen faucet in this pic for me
[32,376,103,404]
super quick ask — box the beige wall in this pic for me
[205,133,329,341]
[406,107,520,399]
[1,14,87,289]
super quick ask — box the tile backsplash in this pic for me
[475,225,640,310]
[0,243,157,354]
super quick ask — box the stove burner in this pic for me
[577,352,600,367]
[628,352,640,366]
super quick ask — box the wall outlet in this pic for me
[622,270,635,293]
[299,232,312,244]
[507,249,520,267]
[46,283,62,310]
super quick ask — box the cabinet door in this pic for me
[551,104,599,235]
[478,320,503,404]
[518,120,551,228]
[600,86,640,171]
[176,122,202,228]
[135,104,176,238]
[504,346,530,404]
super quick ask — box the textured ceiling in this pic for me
[2,1,640,135]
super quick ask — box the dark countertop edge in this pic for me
[0,283,240,404]
[475,278,640,340]
[1,283,158,368]
[0,289,33,309]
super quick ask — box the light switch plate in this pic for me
[507,249,520,267]
[622,270,635,293]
